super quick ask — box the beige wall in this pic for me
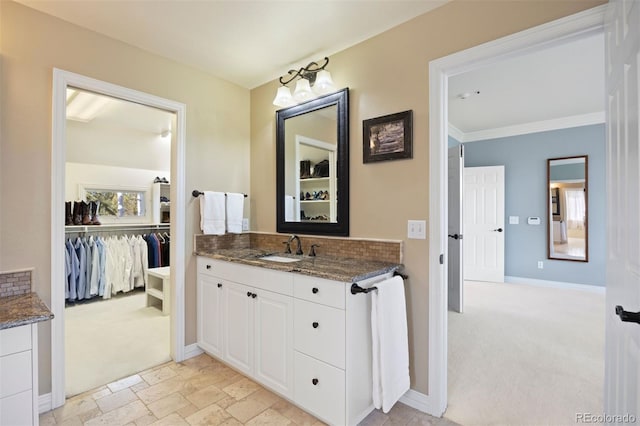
[250,0,605,394]
[0,1,250,394]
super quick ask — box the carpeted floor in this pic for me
[446,280,605,426]
[65,291,171,397]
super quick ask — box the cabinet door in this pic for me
[197,274,224,358]
[223,281,254,375]
[254,288,293,398]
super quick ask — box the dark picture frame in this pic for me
[363,110,413,163]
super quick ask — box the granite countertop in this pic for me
[195,248,401,283]
[0,292,54,330]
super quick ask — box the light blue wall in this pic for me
[550,162,585,180]
[463,124,605,286]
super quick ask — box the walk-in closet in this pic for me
[64,88,175,396]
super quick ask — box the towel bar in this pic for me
[192,190,247,198]
[350,271,408,295]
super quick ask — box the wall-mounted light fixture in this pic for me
[272,57,337,108]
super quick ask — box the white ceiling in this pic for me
[25,0,605,139]
[17,0,448,89]
[448,32,605,141]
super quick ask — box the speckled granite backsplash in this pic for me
[195,232,402,264]
[0,269,32,298]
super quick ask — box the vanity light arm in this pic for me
[278,57,330,86]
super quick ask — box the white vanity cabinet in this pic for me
[0,324,39,426]
[197,257,294,398]
[197,255,385,425]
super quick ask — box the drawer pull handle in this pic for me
[252,293,257,299]
[247,292,252,297]
[206,265,212,269]
[312,287,319,294]
[312,322,319,329]
[312,378,319,386]
[217,283,222,288]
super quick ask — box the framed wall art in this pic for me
[362,110,413,163]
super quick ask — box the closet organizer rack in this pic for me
[65,223,170,234]
[350,271,408,295]
[192,190,248,198]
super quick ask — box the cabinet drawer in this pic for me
[294,351,345,426]
[198,257,293,296]
[293,275,345,310]
[0,389,33,426]
[0,325,31,357]
[294,299,345,369]
[0,350,32,399]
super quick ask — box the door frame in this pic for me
[426,6,606,416]
[50,69,187,408]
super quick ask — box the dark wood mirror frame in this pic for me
[547,155,588,262]
[276,88,349,236]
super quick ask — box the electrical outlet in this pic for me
[538,261,544,269]
[408,220,427,239]
[242,218,249,231]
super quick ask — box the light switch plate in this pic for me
[509,216,519,225]
[408,220,427,239]
[242,218,249,231]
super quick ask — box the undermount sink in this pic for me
[260,255,302,263]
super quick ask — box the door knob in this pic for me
[312,322,319,328]
[492,228,503,232]
[312,378,319,385]
[615,305,640,324]
[217,283,222,288]
[448,234,461,240]
[312,287,319,294]
[247,292,252,297]
[251,293,257,298]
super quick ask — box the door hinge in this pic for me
[439,254,444,265]
[459,144,464,158]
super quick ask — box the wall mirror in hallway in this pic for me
[547,155,588,262]
[276,88,349,236]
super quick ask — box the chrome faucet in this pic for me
[288,234,304,255]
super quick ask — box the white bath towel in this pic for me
[284,195,295,221]
[200,191,225,235]
[371,275,410,413]
[226,193,244,234]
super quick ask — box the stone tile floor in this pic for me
[40,354,458,425]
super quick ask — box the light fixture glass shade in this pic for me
[313,70,337,95]
[273,86,297,108]
[293,79,316,103]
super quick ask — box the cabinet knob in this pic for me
[206,264,212,269]
[217,283,222,288]
[312,287,319,294]
[247,292,252,297]
[312,322,319,329]
[252,293,257,299]
[312,378,319,386]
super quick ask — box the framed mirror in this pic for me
[276,88,349,236]
[547,155,588,262]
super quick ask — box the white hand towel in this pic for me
[226,193,244,234]
[284,195,295,221]
[200,191,225,235]
[371,275,410,413]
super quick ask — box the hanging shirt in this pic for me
[74,237,87,300]
[96,237,106,297]
[66,239,79,302]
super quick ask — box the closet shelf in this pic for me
[65,223,170,233]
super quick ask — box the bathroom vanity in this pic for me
[196,250,400,425]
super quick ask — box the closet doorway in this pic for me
[51,69,187,409]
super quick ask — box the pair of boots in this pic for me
[66,201,101,226]
[300,160,312,179]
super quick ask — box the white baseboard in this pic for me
[505,276,605,294]
[184,343,204,360]
[399,389,443,417]
[39,392,52,414]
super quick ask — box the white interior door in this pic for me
[604,0,640,417]
[448,145,463,312]
[463,166,505,283]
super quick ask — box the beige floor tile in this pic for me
[219,418,244,426]
[79,407,104,423]
[405,416,437,426]
[277,403,318,425]
[245,408,293,426]
[59,416,84,426]
[176,403,200,418]
[133,413,159,426]
[217,394,241,409]
[185,404,232,425]
[90,387,113,400]
[85,400,150,426]
[245,388,284,408]
[223,377,261,400]
[359,409,390,426]
[135,376,186,404]
[141,365,178,386]
[184,384,227,409]
[132,381,150,392]
[96,388,139,413]
[226,398,270,423]
[147,392,191,419]
[181,354,216,370]
[39,411,57,426]
[179,371,221,396]
[53,395,99,422]
[108,374,144,393]
[149,413,189,426]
